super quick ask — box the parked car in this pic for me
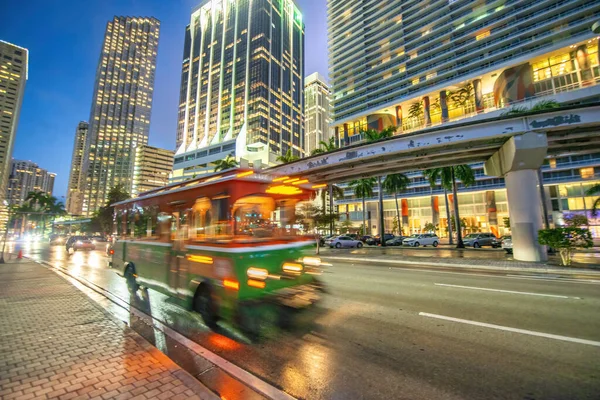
[402,234,439,247]
[66,236,96,252]
[386,236,406,246]
[366,233,395,246]
[360,235,373,243]
[329,235,363,248]
[319,234,335,246]
[462,233,500,248]
[347,233,359,240]
[91,236,108,244]
[501,235,512,254]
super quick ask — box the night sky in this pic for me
[0,0,328,201]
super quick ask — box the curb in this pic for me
[321,255,600,277]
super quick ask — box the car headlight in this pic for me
[302,256,322,267]
[247,267,268,280]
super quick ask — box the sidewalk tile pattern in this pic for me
[0,262,207,400]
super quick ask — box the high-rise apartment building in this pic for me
[304,72,331,155]
[171,0,305,182]
[0,41,28,204]
[132,145,174,196]
[7,160,56,206]
[66,121,88,215]
[81,17,160,215]
[328,0,600,236]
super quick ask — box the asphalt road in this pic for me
[17,242,600,400]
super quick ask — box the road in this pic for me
[17,242,600,400]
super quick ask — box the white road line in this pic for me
[419,312,600,347]
[434,283,580,299]
[506,274,600,284]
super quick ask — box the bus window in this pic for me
[191,197,211,239]
[233,196,276,238]
[211,197,231,237]
[157,212,171,241]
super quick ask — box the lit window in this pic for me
[476,30,490,41]
[426,72,437,80]
[549,159,557,169]
[580,167,594,179]
[409,52,417,60]
[412,78,420,85]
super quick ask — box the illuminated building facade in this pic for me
[0,40,28,206]
[328,0,600,236]
[132,145,174,196]
[172,0,305,182]
[82,16,160,215]
[304,72,331,155]
[7,160,56,206]
[66,121,88,215]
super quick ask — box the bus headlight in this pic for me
[283,262,303,274]
[302,256,322,267]
[247,267,268,280]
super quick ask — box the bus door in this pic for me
[168,210,189,299]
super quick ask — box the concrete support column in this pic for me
[422,96,431,126]
[473,79,484,113]
[505,170,545,261]
[395,106,403,131]
[343,123,349,146]
[439,91,449,122]
[484,131,548,262]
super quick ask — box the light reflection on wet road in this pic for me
[16,242,600,400]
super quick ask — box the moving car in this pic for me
[386,236,405,246]
[402,234,439,247]
[329,235,363,248]
[65,236,96,252]
[462,233,500,248]
[49,234,67,245]
[501,236,512,253]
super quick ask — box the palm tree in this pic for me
[276,148,299,164]
[349,178,376,236]
[213,155,238,172]
[423,168,453,245]
[322,184,345,235]
[311,137,338,156]
[363,126,396,244]
[423,165,475,248]
[382,173,410,236]
[586,183,600,216]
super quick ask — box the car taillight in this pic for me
[109,249,114,255]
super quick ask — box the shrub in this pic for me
[538,227,593,266]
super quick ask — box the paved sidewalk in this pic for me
[0,260,217,400]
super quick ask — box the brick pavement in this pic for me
[0,261,217,400]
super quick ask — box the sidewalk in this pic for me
[319,247,600,275]
[0,260,217,400]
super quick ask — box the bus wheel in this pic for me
[194,285,218,329]
[125,266,139,294]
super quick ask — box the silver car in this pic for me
[463,233,500,248]
[501,236,513,253]
[402,234,439,247]
[329,235,364,248]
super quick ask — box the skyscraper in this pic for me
[327,0,600,237]
[81,17,160,216]
[0,40,28,205]
[66,121,88,215]
[7,160,56,206]
[171,0,305,181]
[304,72,331,155]
[132,145,174,196]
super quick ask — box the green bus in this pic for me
[110,169,326,334]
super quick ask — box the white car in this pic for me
[329,235,363,248]
[501,236,513,254]
[402,234,439,247]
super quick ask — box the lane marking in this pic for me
[506,274,600,284]
[47,263,297,400]
[419,312,600,347]
[434,283,581,299]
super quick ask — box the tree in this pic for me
[448,83,474,109]
[363,126,397,244]
[423,222,436,233]
[392,216,400,235]
[213,155,238,172]
[349,178,376,236]
[93,185,130,235]
[340,219,354,233]
[276,148,299,164]
[311,137,338,156]
[563,214,589,227]
[382,173,410,238]
[423,168,453,244]
[320,184,344,235]
[538,227,593,266]
[424,165,475,248]
[408,102,423,119]
[585,183,600,216]
[531,100,560,112]
[503,217,511,230]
